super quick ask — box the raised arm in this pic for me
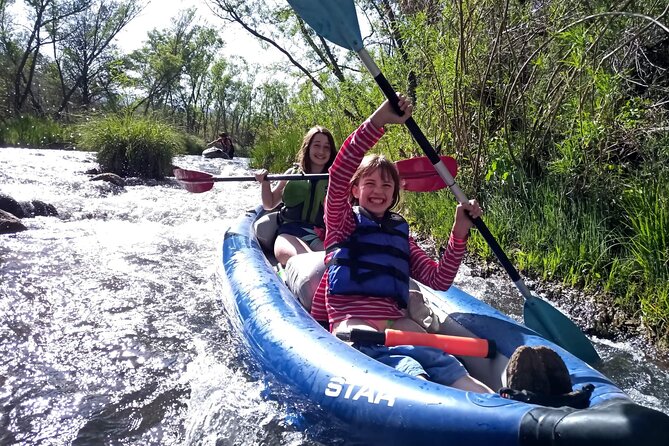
[324,95,413,241]
[409,199,482,289]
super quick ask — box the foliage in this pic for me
[621,171,669,333]
[243,0,669,345]
[77,114,179,179]
[53,0,141,113]
[249,80,379,171]
[0,115,71,147]
[181,133,206,156]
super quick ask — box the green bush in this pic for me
[78,114,179,179]
[181,133,206,156]
[0,116,70,147]
[250,126,304,172]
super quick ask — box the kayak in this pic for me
[218,205,669,446]
[202,146,232,159]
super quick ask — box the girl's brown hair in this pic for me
[296,126,337,173]
[349,154,401,210]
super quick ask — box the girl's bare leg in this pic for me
[332,318,379,336]
[391,317,427,333]
[274,234,311,266]
[451,375,494,393]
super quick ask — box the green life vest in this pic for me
[279,167,328,227]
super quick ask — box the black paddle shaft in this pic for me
[373,71,523,285]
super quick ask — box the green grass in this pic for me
[0,116,71,147]
[403,173,669,345]
[77,114,180,179]
[621,175,669,341]
[249,126,305,172]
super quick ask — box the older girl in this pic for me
[255,126,337,265]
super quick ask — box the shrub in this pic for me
[78,114,179,179]
[181,133,206,156]
[250,126,304,172]
[0,116,70,147]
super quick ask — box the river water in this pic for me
[1,147,667,445]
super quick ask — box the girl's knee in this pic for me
[274,235,308,265]
[332,318,378,335]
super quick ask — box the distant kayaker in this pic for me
[311,94,572,396]
[207,132,235,159]
[254,126,337,266]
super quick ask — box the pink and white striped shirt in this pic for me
[310,119,468,325]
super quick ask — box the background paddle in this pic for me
[174,155,457,194]
[287,0,600,365]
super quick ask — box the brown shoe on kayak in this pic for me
[534,345,572,395]
[505,345,551,395]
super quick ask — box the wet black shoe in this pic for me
[534,345,572,395]
[505,346,551,394]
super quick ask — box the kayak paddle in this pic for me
[174,155,457,194]
[287,0,601,365]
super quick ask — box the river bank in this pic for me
[464,253,669,364]
[414,232,669,365]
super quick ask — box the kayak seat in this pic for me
[253,211,279,253]
[253,211,325,311]
[285,251,326,311]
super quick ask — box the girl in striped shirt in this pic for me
[311,95,493,392]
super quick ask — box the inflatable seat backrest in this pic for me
[285,251,326,311]
[253,211,279,253]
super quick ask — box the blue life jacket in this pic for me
[326,206,410,307]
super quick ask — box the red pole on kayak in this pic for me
[338,328,496,358]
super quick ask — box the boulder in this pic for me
[25,200,58,217]
[0,194,25,218]
[0,209,26,234]
[90,173,125,187]
[0,194,59,219]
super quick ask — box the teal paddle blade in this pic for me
[524,295,601,366]
[287,0,363,51]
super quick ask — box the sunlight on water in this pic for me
[1,146,667,445]
[1,147,309,445]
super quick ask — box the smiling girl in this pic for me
[310,95,492,392]
[255,126,337,265]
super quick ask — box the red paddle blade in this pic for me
[395,156,457,192]
[173,168,214,193]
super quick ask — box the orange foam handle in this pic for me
[384,329,495,358]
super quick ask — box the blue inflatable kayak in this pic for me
[218,206,669,446]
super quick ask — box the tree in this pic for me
[175,25,222,133]
[209,0,360,120]
[11,0,93,114]
[128,8,202,115]
[53,0,142,114]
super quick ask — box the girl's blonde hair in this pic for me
[349,154,401,210]
[296,126,337,173]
